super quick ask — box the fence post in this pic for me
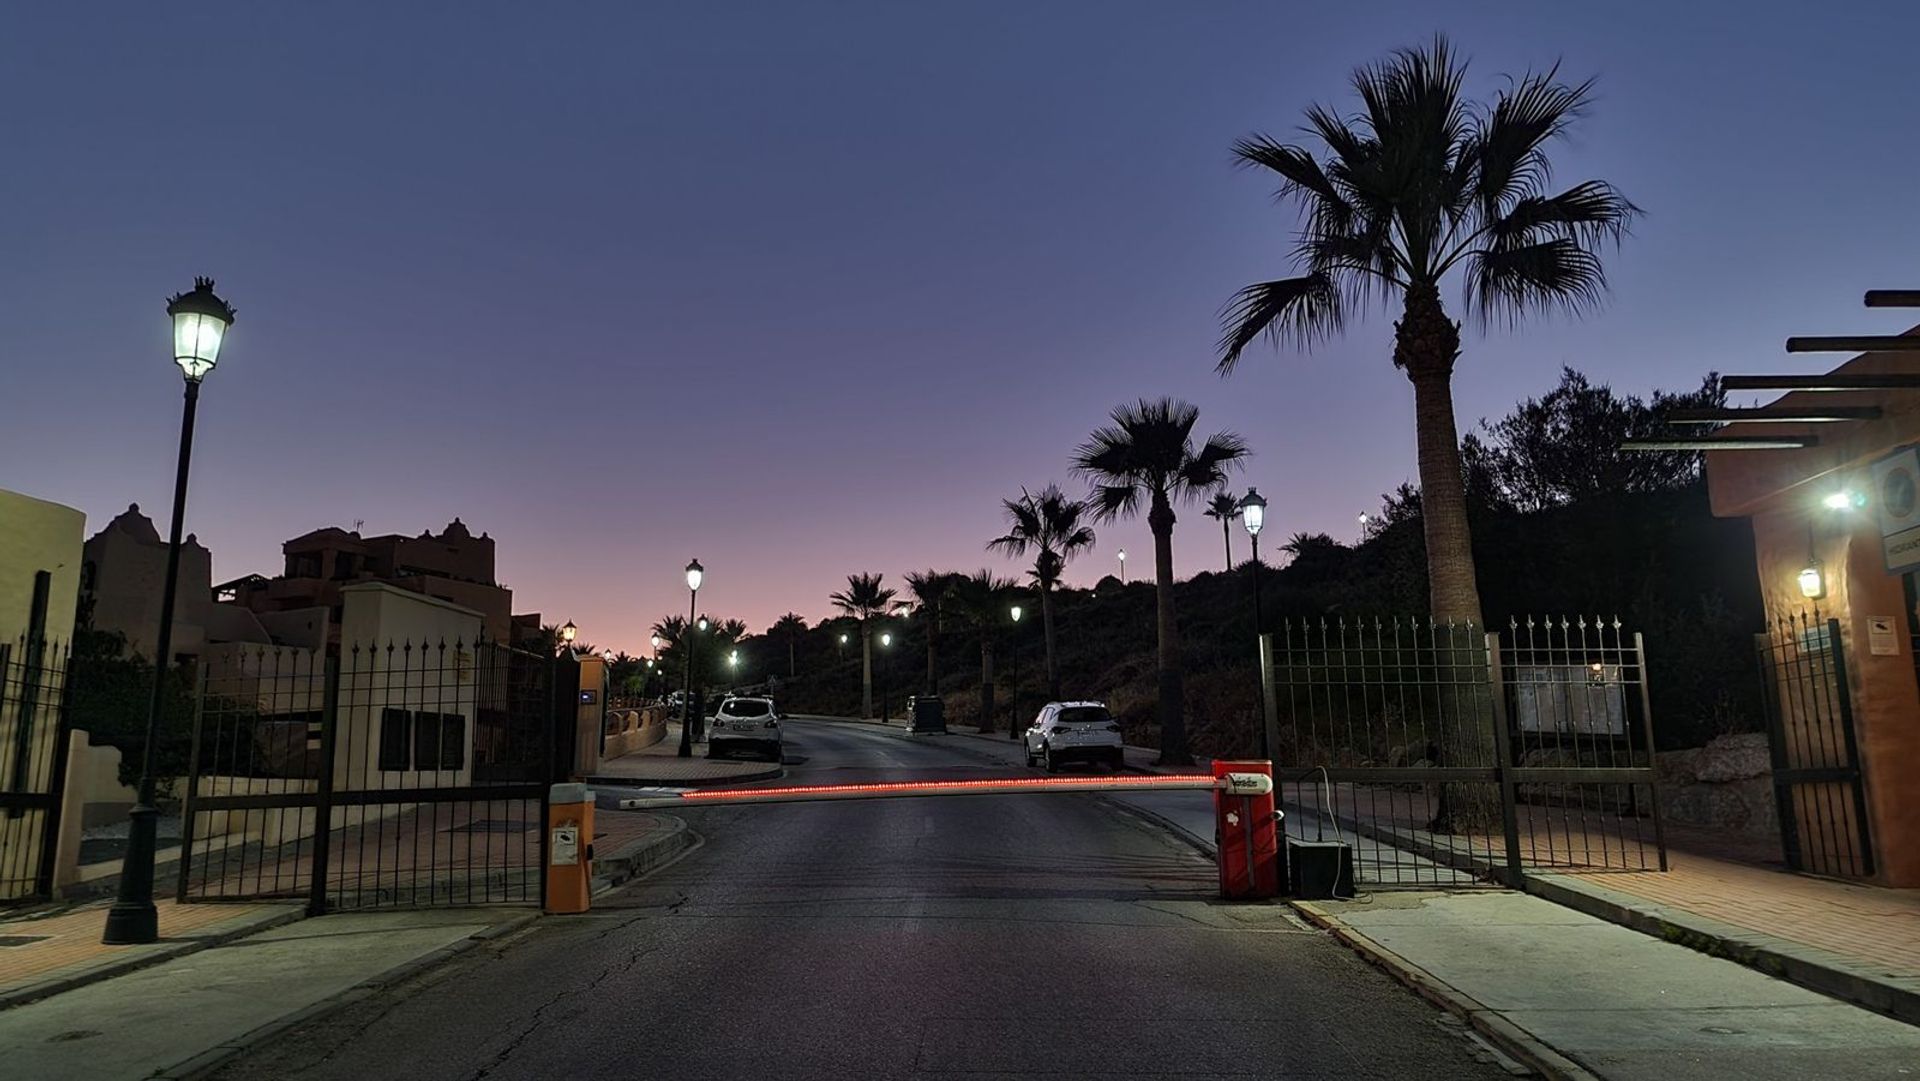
[305,655,341,917]
[1485,631,1525,887]
[33,645,73,899]
[1631,632,1669,872]
[173,660,210,904]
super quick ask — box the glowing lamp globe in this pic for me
[167,277,235,383]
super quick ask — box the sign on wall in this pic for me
[1871,446,1920,573]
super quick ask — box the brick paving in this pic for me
[0,899,296,1002]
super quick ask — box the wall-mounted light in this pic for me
[1822,490,1865,511]
[1798,562,1826,599]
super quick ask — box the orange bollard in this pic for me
[545,782,595,914]
[1211,759,1281,900]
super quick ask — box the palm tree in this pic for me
[904,570,962,695]
[1073,398,1248,764]
[1203,491,1241,572]
[945,569,1017,733]
[987,485,1095,702]
[829,572,897,718]
[1216,37,1636,628]
[1215,39,1634,828]
[769,612,807,678]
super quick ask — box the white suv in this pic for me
[1022,701,1124,772]
[708,696,783,761]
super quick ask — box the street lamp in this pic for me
[104,277,236,945]
[560,620,578,652]
[697,616,709,632]
[678,559,703,758]
[1117,548,1127,583]
[879,631,894,723]
[1239,487,1272,762]
[1008,603,1024,739]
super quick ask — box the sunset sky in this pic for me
[5,1,1918,652]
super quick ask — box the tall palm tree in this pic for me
[1073,398,1248,764]
[945,569,1017,733]
[1217,37,1636,628]
[1203,491,1241,572]
[904,570,961,695]
[1216,39,1635,828]
[829,572,897,718]
[769,612,807,678]
[987,485,1095,701]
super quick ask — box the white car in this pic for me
[707,696,783,760]
[1022,701,1124,772]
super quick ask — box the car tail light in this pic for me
[763,719,779,729]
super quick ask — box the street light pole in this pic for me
[104,278,235,945]
[1117,548,1127,584]
[1239,488,1270,762]
[879,632,893,723]
[678,559,703,758]
[1008,604,1023,739]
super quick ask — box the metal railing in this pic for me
[0,636,70,903]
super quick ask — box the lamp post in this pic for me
[560,620,578,653]
[1007,604,1024,739]
[103,277,236,945]
[678,559,703,758]
[1239,487,1271,762]
[1117,548,1127,584]
[879,631,893,723]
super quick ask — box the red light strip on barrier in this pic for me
[678,773,1217,802]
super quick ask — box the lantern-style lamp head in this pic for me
[1239,488,1268,537]
[167,277,235,383]
[729,650,739,667]
[881,632,893,647]
[1798,563,1826,599]
[1118,549,1126,562]
[560,620,578,645]
[645,658,654,669]
[697,616,709,632]
[650,634,662,650]
[839,633,849,645]
[685,559,704,592]
[1010,604,1023,623]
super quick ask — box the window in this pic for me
[1056,706,1112,727]
[721,698,770,718]
[379,707,411,770]
[413,711,467,771]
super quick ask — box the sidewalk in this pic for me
[0,901,303,1009]
[587,721,784,785]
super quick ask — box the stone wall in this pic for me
[1655,732,1780,841]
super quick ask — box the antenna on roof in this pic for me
[353,519,364,533]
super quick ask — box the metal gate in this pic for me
[178,639,571,912]
[1265,615,1666,888]
[0,634,71,904]
[1755,613,1874,878]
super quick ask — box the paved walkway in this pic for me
[0,900,301,1008]
[588,721,784,785]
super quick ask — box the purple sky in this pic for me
[6,2,1919,653]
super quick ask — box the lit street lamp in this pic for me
[678,559,703,758]
[879,631,894,723]
[1007,603,1024,739]
[1117,548,1127,583]
[560,620,578,652]
[1239,487,1272,761]
[104,278,236,945]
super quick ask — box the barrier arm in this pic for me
[616,771,1272,810]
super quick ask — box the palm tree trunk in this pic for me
[978,637,996,733]
[1040,583,1060,701]
[1222,518,1233,572]
[1150,491,1188,765]
[1398,282,1495,831]
[861,622,874,718]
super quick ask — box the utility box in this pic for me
[907,694,946,734]
[1211,759,1281,900]
[545,782,595,914]
[1288,839,1355,900]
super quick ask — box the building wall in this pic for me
[0,489,84,644]
[81,505,213,662]
[335,583,484,789]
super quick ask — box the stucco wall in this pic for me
[0,488,84,643]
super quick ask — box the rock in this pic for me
[1693,733,1772,783]
[1386,743,1409,768]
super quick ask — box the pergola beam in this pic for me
[1721,374,1920,392]
[1664,406,1881,425]
[1864,290,1920,308]
[1621,436,1818,452]
[1786,335,1920,354]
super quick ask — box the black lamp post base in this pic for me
[101,803,162,944]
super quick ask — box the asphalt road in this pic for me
[210,719,1512,1080]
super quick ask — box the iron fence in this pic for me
[1265,615,1665,888]
[178,639,565,912]
[1755,612,1872,879]
[0,636,71,903]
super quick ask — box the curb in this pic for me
[1099,793,1218,862]
[0,905,308,1012]
[591,815,700,895]
[1524,872,1920,1027]
[155,911,543,1081]
[1292,901,1601,1081]
[585,762,783,787]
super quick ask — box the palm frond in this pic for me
[1466,237,1607,326]
[1216,275,1343,373]
[1489,180,1638,250]
[1178,433,1251,496]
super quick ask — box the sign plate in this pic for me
[1870,616,1901,656]
[552,826,579,866]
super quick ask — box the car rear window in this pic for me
[1056,707,1111,726]
[724,699,771,717]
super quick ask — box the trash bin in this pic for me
[907,694,946,734]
